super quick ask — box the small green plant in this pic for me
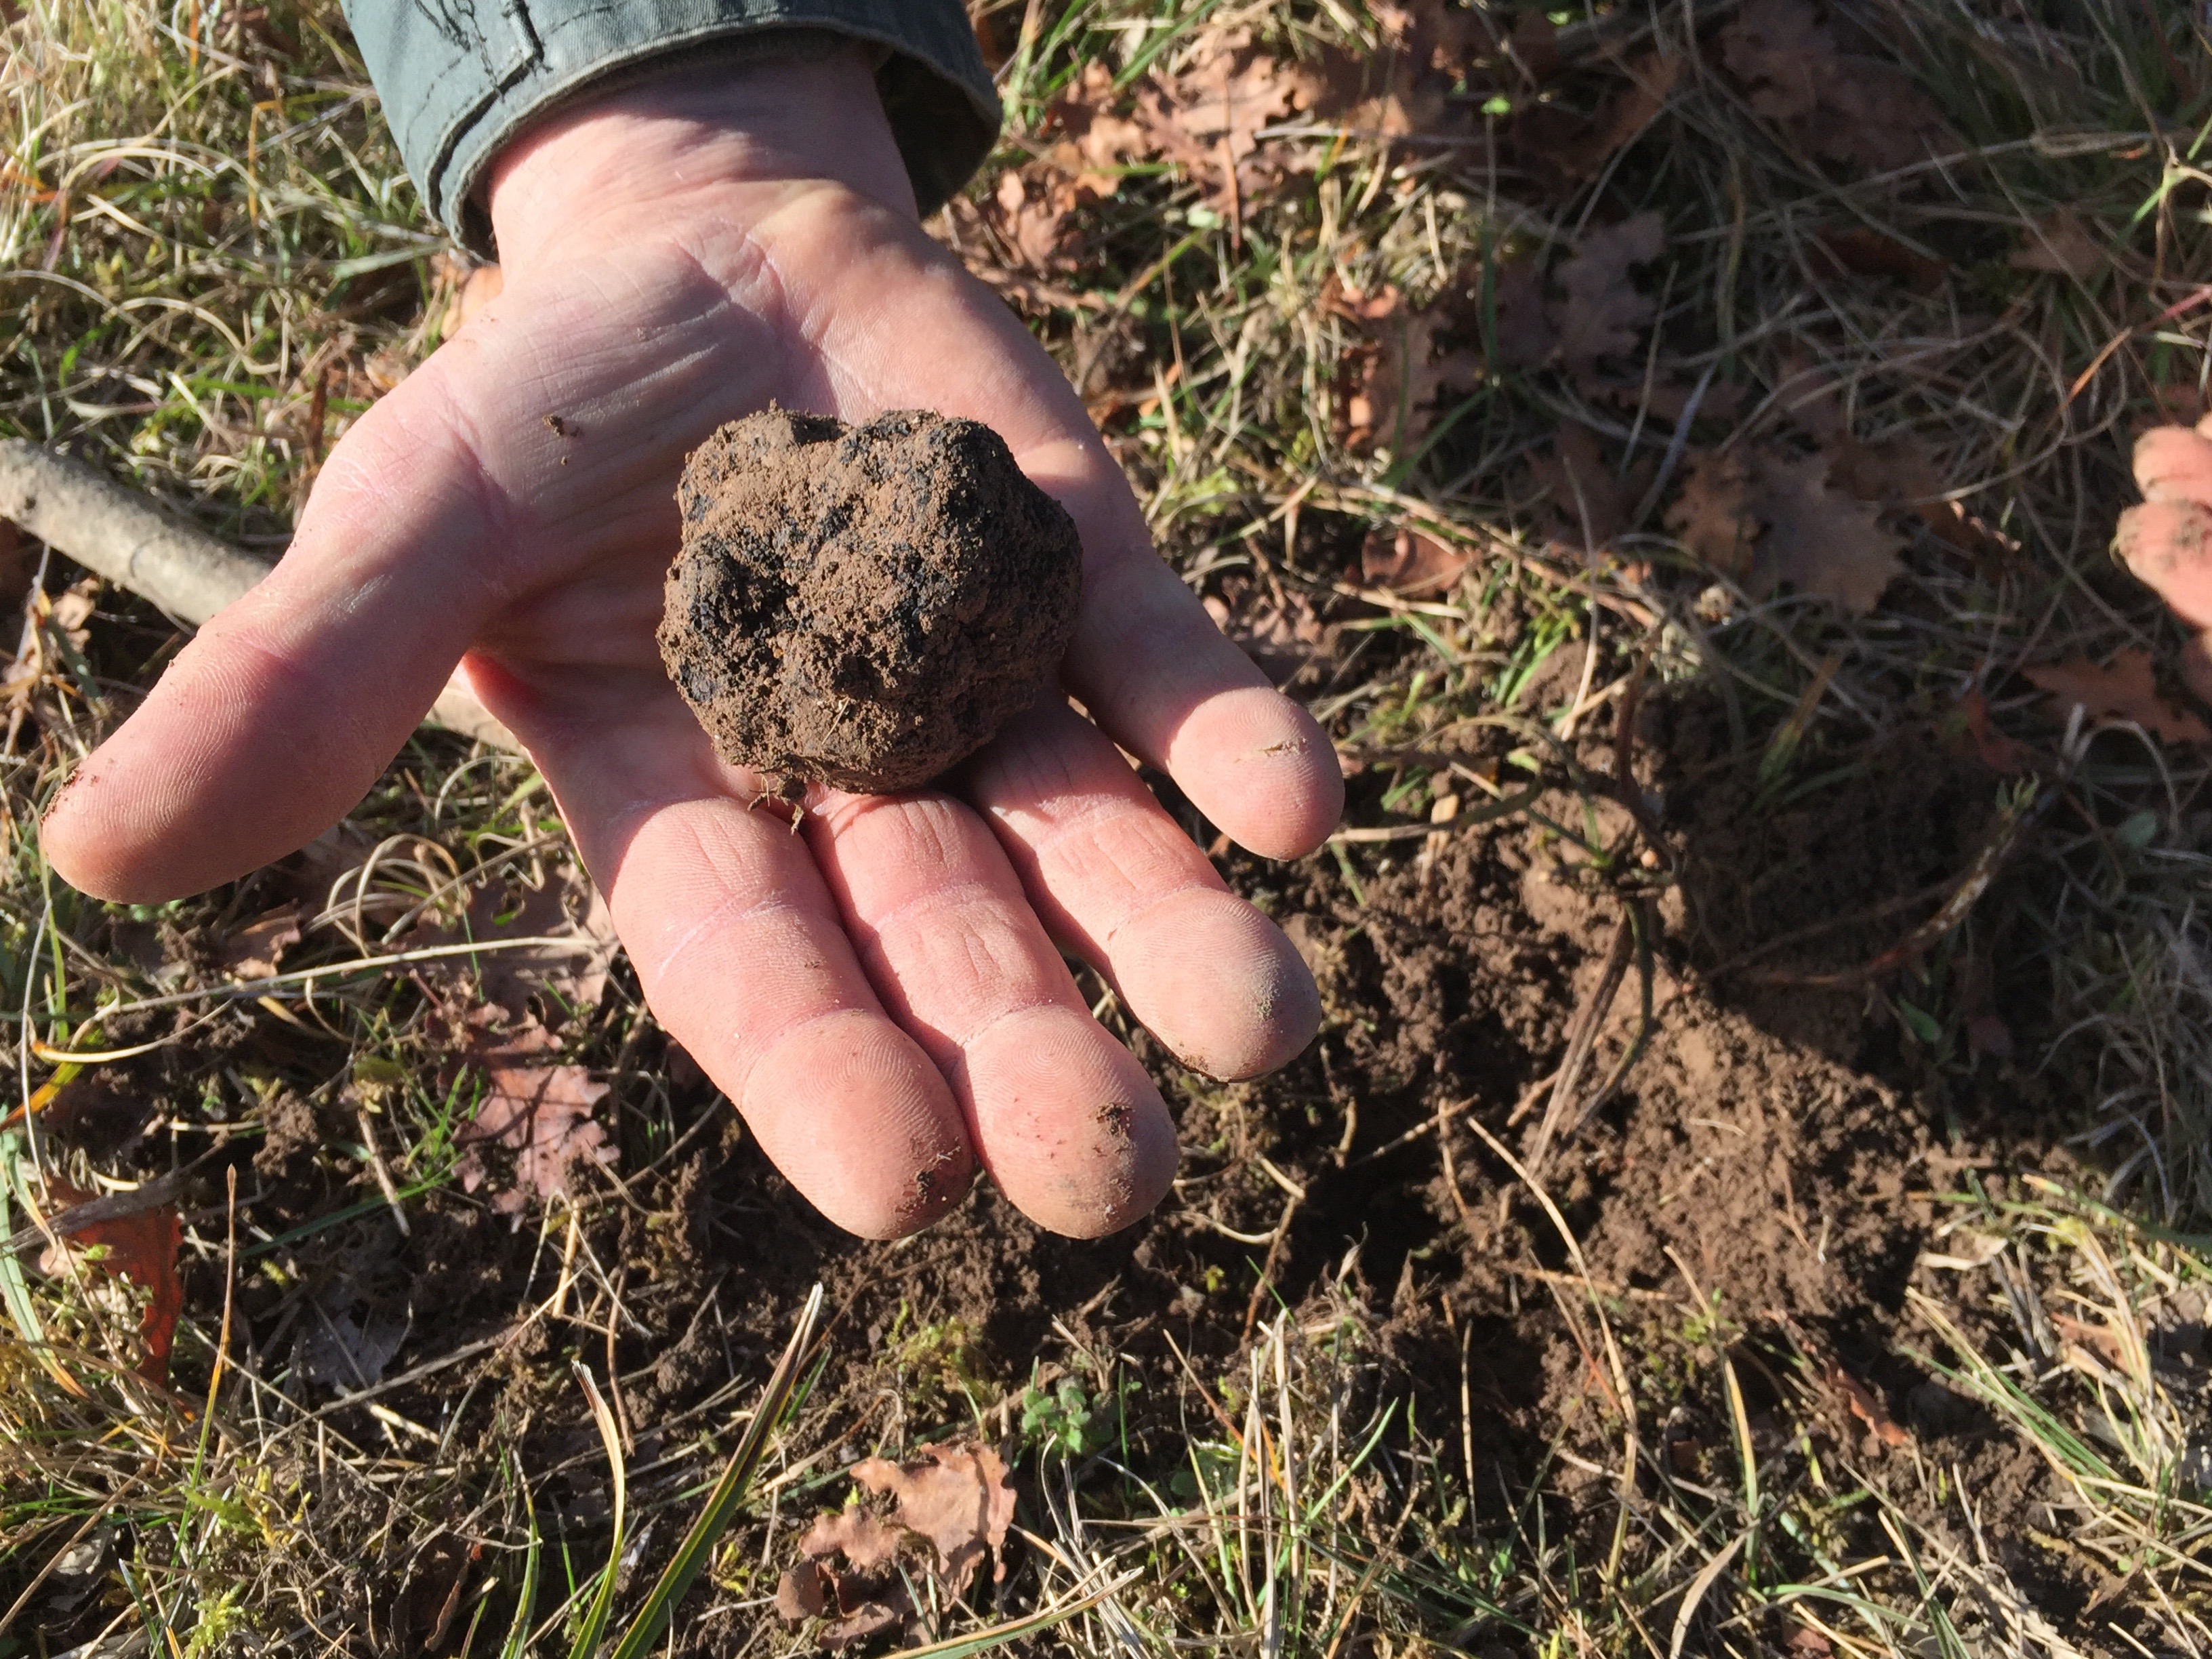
[1019,1372,1118,1459]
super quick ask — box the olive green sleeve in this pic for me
[340,0,999,255]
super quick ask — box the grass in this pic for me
[7,0,2212,1652]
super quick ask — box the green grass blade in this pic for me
[603,1283,825,1659]
[501,1462,541,1659]
[568,1364,628,1659]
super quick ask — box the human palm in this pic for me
[42,51,1343,1240]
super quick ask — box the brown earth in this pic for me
[658,407,1083,793]
[28,670,2103,1652]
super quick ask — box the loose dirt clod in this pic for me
[658,408,1084,794]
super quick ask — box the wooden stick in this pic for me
[0,441,514,750]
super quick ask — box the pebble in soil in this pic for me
[657,407,1083,794]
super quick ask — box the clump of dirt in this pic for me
[658,408,1083,793]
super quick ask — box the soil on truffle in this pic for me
[657,407,1083,793]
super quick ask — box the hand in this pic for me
[2121,419,2212,657]
[41,47,1343,1240]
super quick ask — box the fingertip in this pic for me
[1172,688,1344,861]
[964,1008,1176,1237]
[2116,499,2212,629]
[1114,888,1321,1080]
[2134,426,2212,504]
[742,1009,975,1238]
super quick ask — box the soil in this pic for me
[658,408,1083,793]
[26,674,2112,1650]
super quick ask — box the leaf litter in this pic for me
[776,1440,1016,1644]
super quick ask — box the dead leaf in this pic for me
[1668,446,1907,613]
[1667,449,1762,581]
[1718,0,1953,171]
[1744,451,1908,612]
[1527,423,1652,550]
[2010,209,2105,282]
[411,872,617,1026]
[775,1561,827,1621]
[1486,258,1555,371]
[1360,527,1470,597]
[220,903,300,981]
[37,1179,182,1385]
[1552,212,1666,377]
[457,1019,616,1213]
[1208,585,1333,688]
[2052,1311,2133,1373]
[295,1298,408,1391]
[1955,688,2030,775]
[1345,306,1482,451]
[851,1441,1017,1592]
[1824,1360,1909,1447]
[1350,0,1492,136]
[802,1507,905,1572]
[2023,651,2212,746]
[1811,225,1949,291]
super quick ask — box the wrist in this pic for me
[486,44,915,272]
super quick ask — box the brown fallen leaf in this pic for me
[1486,258,1555,371]
[1668,445,1907,613]
[802,1507,905,1572]
[1526,422,1653,550]
[1811,224,1949,291]
[1667,449,1762,581]
[220,903,301,981]
[1552,212,1666,380]
[2010,208,2105,282]
[37,1178,182,1385]
[1824,1359,1909,1447]
[2022,650,2212,746]
[775,1559,827,1621]
[457,1018,616,1213]
[1750,451,1908,612]
[1343,298,1483,453]
[1360,526,1470,597]
[1954,688,2030,775]
[1351,0,1492,136]
[851,1441,1017,1592]
[1718,0,1953,172]
[411,871,617,1027]
[2051,1311,2133,1374]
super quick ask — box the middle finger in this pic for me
[804,787,1177,1239]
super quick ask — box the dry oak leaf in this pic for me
[1666,449,1761,580]
[220,903,301,981]
[777,1507,916,1645]
[1526,422,1654,551]
[851,1441,1017,1591]
[1552,212,1666,376]
[1740,451,1906,613]
[801,1507,905,1572]
[1361,526,1469,598]
[1717,0,1951,173]
[457,1018,616,1213]
[1668,447,1906,613]
[2022,651,2212,747]
[2010,208,2105,282]
[411,872,618,1026]
[36,1179,182,1385]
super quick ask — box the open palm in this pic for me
[42,52,1343,1239]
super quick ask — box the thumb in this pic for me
[43,362,515,901]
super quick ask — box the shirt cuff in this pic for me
[341,0,1000,257]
